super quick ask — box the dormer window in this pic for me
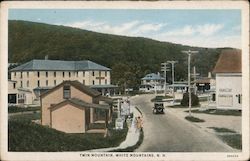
[63,85,71,99]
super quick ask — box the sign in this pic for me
[121,102,130,116]
[219,88,232,92]
[115,118,124,130]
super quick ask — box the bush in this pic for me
[181,92,199,106]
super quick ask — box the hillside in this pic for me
[8,20,228,89]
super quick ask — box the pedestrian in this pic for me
[136,116,143,133]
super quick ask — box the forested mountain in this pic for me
[8,20,231,89]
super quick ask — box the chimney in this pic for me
[45,55,49,60]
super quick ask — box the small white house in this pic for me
[139,73,164,92]
[213,50,242,110]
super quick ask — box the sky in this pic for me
[9,9,241,48]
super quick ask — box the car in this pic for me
[153,102,164,114]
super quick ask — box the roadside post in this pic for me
[182,50,199,116]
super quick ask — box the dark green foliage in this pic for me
[185,116,205,122]
[218,134,242,150]
[188,109,241,116]
[209,127,236,133]
[8,106,41,113]
[9,20,229,90]
[8,120,128,152]
[181,93,200,106]
[151,95,172,102]
[8,112,128,151]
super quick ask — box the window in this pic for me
[83,71,85,77]
[37,80,40,87]
[13,83,16,89]
[82,80,85,85]
[92,71,95,76]
[63,85,71,99]
[105,79,107,85]
[46,80,48,86]
[14,72,16,77]
[20,72,23,79]
[27,81,29,87]
[27,72,29,78]
[37,72,40,78]
[92,80,95,85]
[46,71,48,77]
[62,72,65,77]
[20,81,23,88]
[99,71,101,76]
[76,72,78,77]
[105,71,107,77]
[69,72,71,77]
[54,72,56,77]
[54,80,56,86]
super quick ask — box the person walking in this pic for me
[136,116,143,133]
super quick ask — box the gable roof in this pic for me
[10,59,111,71]
[49,98,110,111]
[40,80,101,98]
[213,50,241,73]
[142,73,164,80]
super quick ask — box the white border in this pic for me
[0,1,249,161]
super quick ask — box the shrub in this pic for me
[181,92,199,106]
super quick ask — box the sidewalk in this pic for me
[86,105,142,152]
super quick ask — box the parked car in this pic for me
[153,102,164,114]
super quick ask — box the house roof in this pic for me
[90,84,119,89]
[98,96,113,104]
[142,73,164,80]
[10,59,111,71]
[49,98,110,111]
[40,80,101,98]
[213,50,241,73]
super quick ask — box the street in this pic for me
[130,94,235,152]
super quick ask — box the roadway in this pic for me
[130,94,235,152]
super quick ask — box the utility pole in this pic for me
[161,62,170,95]
[167,61,178,104]
[182,50,199,116]
[191,66,199,95]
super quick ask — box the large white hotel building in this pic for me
[8,59,116,105]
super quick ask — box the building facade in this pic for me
[41,80,112,133]
[139,73,165,92]
[213,50,242,110]
[9,59,112,105]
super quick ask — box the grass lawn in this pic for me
[8,106,41,113]
[218,134,242,150]
[169,105,200,108]
[8,112,128,151]
[9,113,41,121]
[151,95,173,102]
[185,116,205,122]
[209,127,237,133]
[186,109,241,116]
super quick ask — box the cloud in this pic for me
[163,24,224,37]
[60,20,166,36]
[58,20,239,48]
[196,24,224,36]
[152,34,241,49]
